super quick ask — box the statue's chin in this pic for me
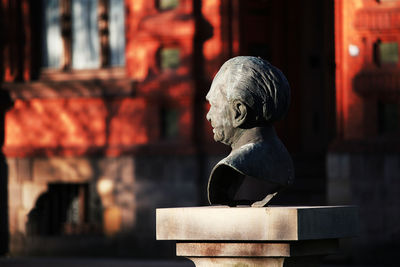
[213,129,234,146]
[213,134,224,144]
[214,136,230,146]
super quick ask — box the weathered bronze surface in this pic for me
[206,56,294,207]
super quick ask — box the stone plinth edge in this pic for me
[156,206,358,241]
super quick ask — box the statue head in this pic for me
[206,56,290,147]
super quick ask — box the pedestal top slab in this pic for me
[156,206,358,241]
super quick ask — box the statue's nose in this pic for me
[206,111,211,122]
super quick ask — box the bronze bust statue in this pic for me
[206,56,294,207]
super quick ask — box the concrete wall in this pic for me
[327,152,400,264]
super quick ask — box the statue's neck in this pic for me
[231,126,276,151]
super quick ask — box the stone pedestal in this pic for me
[156,206,358,267]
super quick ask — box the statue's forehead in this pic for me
[207,78,227,103]
[207,67,232,97]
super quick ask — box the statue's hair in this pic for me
[213,56,290,124]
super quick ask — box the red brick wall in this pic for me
[4,98,150,157]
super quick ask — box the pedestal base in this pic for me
[187,256,321,267]
[178,240,337,267]
[156,206,358,267]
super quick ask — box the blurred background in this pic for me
[0,0,399,266]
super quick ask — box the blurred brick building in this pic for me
[329,0,400,263]
[0,0,399,264]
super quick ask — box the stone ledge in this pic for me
[156,206,358,241]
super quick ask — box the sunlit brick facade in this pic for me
[0,0,232,256]
[1,0,399,263]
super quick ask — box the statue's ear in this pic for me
[230,100,247,128]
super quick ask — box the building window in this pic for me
[42,0,125,70]
[157,0,179,11]
[42,0,63,68]
[378,102,399,134]
[160,107,179,139]
[374,40,399,66]
[72,0,100,69]
[160,48,180,70]
[379,42,398,65]
[109,0,126,66]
